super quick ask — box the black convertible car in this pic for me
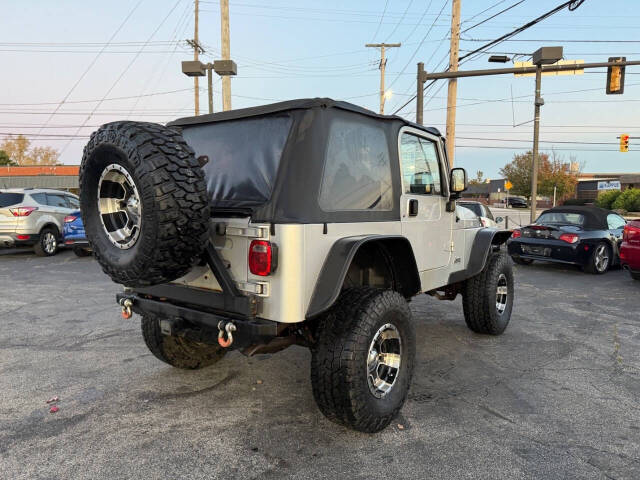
[507,206,627,274]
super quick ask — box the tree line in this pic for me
[0,135,60,166]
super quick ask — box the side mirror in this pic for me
[449,168,468,196]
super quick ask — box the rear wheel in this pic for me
[141,315,226,369]
[584,242,611,274]
[512,256,533,266]
[34,227,58,257]
[463,251,514,335]
[310,288,415,433]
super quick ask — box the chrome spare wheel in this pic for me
[97,163,142,249]
[367,323,402,399]
[594,244,609,272]
[496,273,508,315]
[43,232,56,254]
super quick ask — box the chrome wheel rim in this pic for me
[97,164,142,250]
[43,232,56,254]
[594,244,609,272]
[367,323,402,399]
[496,273,508,315]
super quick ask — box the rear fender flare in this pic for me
[306,235,420,319]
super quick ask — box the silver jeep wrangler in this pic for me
[80,98,514,433]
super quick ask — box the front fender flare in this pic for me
[448,228,512,284]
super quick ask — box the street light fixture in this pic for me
[488,55,511,63]
[181,60,214,115]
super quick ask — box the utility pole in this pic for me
[193,0,200,116]
[530,65,543,222]
[365,43,401,114]
[445,0,461,166]
[416,62,425,125]
[221,0,232,111]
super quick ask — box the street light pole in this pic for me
[530,65,542,223]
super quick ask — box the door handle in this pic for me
[408,199,419,216]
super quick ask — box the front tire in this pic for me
[311,288,415,433]
[34,227,58,257]
[141,315,226,369]
[584,242,611,274]
[463,251,514,335]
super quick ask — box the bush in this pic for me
[611,188,640,212]
[562,198,589,206]
[595,190,622,209]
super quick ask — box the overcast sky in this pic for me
[1,0,639,178]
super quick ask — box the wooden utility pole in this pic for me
[365,43,401,114]
[445,0,461,165]
[221,0,231,111]
[193,0,200,116]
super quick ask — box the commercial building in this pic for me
[0,165,79,193]
[576,173,640,202]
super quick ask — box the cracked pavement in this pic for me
[1,249,639,479]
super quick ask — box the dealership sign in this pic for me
[597,180,621,190]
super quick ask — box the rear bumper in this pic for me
[116,290,278,349]
[507,238,590,265]
[620,244,640,271]
[0,232,39,247]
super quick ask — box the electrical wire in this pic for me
[370,0,390,42]
[384,0,414,42]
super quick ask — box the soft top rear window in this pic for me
[0,193,24,207]
[181,115,293,209]
[537,212,584,225]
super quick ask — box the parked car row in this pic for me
[0,188,90,257]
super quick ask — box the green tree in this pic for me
[611,188,640,212]
[0,135,60,165]
[0,150,16,166]
[500,151,545,200]
[469,170,484,185]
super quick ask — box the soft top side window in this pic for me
[319,117,393,211]
[607,213,626,230]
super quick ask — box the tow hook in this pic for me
[217,321,237,348]
[120,298,133,319]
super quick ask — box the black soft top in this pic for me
[539,205,614,229]
[168,97,441,137]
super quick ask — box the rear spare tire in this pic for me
[80,121,210,287]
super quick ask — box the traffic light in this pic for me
[620,133,630,152]
[607,57,626,95]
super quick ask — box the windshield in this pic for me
[0,193,24,207]
[181,115,293,209]
[536,212,585,226]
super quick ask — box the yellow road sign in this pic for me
[505,180,513,190]
[514,60,584,77]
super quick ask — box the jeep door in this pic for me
[398,128,452,271]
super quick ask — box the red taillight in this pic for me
[511,229,521,239]
[10,206,37,217]
[16,234,30,240]
[249,240,274,276]
[559,233,579,244]
[624,224,640,243]
[64,215,77,223]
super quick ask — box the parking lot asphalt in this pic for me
[1,249,639,480]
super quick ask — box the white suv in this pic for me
[0,188,79,256]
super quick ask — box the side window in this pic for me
[319,118,393,211]
[607,214,626,230]
[484,205,494,220]
[47,194,69,208]
[67,196,80,208]
[31,193,47,205]
[399,133,442,195]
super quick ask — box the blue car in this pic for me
[63,210,92,256]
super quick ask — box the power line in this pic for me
[460,1,525,35]
[35,0,145,137]
[384,0,414,42]
[370,0,390,42]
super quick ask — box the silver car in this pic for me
[0,188,80,256]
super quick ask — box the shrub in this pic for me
[595,189,622,209]
[611,188,640,212]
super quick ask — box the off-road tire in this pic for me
[141,315,226,369]
[80,121,210,287]
[72,246,91,257]
[310,288,415,433]
[512,256,533,266]
[34,226,59,257]
[463,251,514,335]
[583,242,611,274]
[630,271,640,281]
